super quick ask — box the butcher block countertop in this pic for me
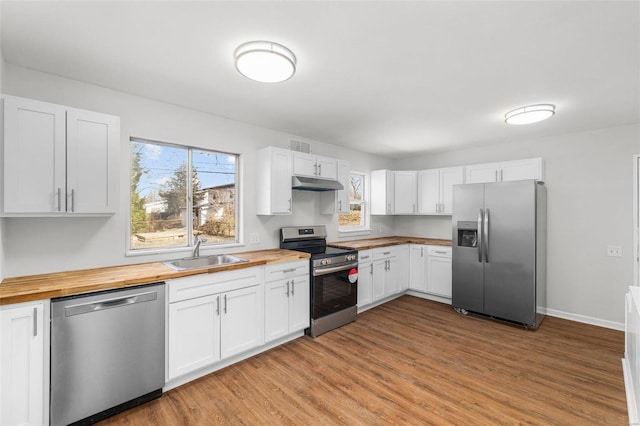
[329,236,452,251]
[0,249,310,305]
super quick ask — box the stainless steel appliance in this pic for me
[452,180,546,328]
[280,226,358,337]
[51,283,165,425]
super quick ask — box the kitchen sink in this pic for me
[163,254,249,270]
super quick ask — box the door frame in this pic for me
[633,155,640,287]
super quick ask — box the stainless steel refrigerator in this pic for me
[452,180,546,328]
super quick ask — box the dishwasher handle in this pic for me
[64,291,158,317]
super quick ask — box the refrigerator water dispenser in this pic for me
[457,221,477,247]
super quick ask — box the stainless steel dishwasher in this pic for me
[51,283,165,425]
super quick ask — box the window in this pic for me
[339,172,369,232]
[130,138,239,252]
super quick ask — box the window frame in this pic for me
[338,171,371,235]
[127,137,242,256]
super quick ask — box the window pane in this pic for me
[193,150,237,244]
[339,202,363,227]
[350,175,363,201]
[130,141,188,250]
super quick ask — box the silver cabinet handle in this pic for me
[360,255,370,260]
[383,251,391,255]
[370,263,373,274]
[500,169,503,181]
[288,198,292,212]
[70,189,75,212]
[33,307,37,337]
[291,279,295,296]
[478,209,484,263]
[283,268,296,274]
[484,208,490,263]
[318,163,322,176]
[421,247,424,257]
[434,250,449,255]
[224,294,227,314]
[338,200,342,211]
[57,188,62,212]
[285,280,290,297]
[216,295,220,315]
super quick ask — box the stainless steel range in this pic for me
[280,226,358,337]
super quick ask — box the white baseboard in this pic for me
[540,307,624,331]
[623,358,640,425]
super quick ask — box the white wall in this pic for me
[394,125,640,325]
[1,63,395,277]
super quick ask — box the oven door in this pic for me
[311,263,358,319]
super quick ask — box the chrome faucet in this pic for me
[192,235,207,257]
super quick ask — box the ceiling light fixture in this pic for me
[234,41,296,83]
[504,104,556,125]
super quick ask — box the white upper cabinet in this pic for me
[393,171,417,214]
[292,152,337,179]
[321,160,350,214]
[371,169,394,215]
[465,158,543,184]
[2,95,119,215]
[418,167,464,215]
[256,146,293,215]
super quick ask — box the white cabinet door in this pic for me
[0,302,46,426]
[335,160,350,213]
[168,294,221,380]
[292,152,318,177]
[409,245,427,292]
[394,171,417,214]
[395,245,410,292]
[321,160,350,214]
[289,275,310,332]
[256,147,292,215]
[220,285,264,359]
[500,158,543,182]
[371,170,394,215]
[316,155,338,179]
[3,96,66,213]
[418,169,440,214]
[385,256,400,296]
[465,162,500,184]
[357,261,373,308]
[372,259,387,301]
[427,256,452,298]
[264,280,290,343]
[66,109,119,214]
[439,167,464,214]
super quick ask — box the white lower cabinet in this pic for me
[372,246,405,301]
[167,267,264,380]
[409,245,452,300]
[357,250,373,308]
[264,260,310,343]
[0,300,48,426]
[624,287,640,424]
[426,247,452,298]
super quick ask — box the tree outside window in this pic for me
[339,172,368,231]
[129,139,238,251]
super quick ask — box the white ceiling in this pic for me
[1,1,639,159]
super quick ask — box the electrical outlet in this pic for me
[249,233,260,245]
[607,246,623,257]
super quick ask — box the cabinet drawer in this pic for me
[427,246,452,258]
[358,249,374,263]
[167,267,264,303]
[264,260,309,282]
[373,247,398,260]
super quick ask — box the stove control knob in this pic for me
[326,259,332,265]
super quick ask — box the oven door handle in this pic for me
[312,262,359,277]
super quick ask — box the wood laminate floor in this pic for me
[101,296,628,425]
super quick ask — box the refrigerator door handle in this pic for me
[484,208,490,263]
[477,209,484,263]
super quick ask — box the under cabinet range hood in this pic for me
[292,175,344,191]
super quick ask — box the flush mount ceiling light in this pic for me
[234,41,296,83]
[505,104,556,125]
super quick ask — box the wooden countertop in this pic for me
[329,236,452,251]
[0,249,310,305]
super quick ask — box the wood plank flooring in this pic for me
[101,296,628,425]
